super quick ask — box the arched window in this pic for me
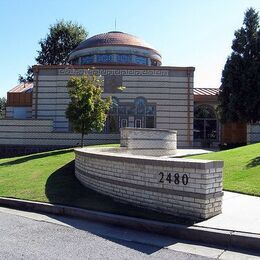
[194,105,218,141]
[106,97,119,133]
[135,97,146,115]
[105,97,156,133]
[110,97,119,114]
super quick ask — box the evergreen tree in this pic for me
[0,97,6,118]
[19,20,87,82]
[218,8,260,123]
[66,75,112,147]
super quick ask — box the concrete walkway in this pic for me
[196,191,260,234]
[0,191,259,252]
[170,148,216,157]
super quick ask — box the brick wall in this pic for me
[75,147,223,220]
[0,119,118,146]
[120,127,177,156]
[32,65,194,147]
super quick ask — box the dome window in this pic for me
[117,54,132,63]
[96,54,113,63]
[81,55,94,64]
[135,56,147,65]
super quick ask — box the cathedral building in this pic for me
[2,31,258,152]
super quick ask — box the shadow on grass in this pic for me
[246,157,260,169]
[45,160,193,225]
[0,149,73,167]
[44,161,200,255]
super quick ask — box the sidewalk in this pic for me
[196,191,260,234]
[170,148,215,157]
[0,191,259,252]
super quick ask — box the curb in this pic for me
[0,197,259,252]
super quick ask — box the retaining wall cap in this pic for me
[74,148,224,169]
[121,127,178,133]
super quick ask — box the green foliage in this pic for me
[194,105,216,118]
[18,66,33,83]
[19,20,87,83]
[218,8,260,123]
[36,20,87,65]
[66,75,112,147]
[0,97,6,118]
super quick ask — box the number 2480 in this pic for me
[159,172,189,185]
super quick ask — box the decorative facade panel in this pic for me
[58,68,169,77]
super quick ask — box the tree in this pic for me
[19,20,88,82]
[218,8,260,124]
[66,75,112,147]
[0,97,6,118]
[19,66,33,83]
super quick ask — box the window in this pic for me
[120,119,128,128]
[135,119,142,128]
[96,54,113,63]
[135,56,147,65]
[135,97,146,115]
[81,55,94,64]
[106,97,119,133]
[194,105,218,141]
[105,97,156,133]
[117,54,132,63]
[146,116,155,128]
[13,107,27,119]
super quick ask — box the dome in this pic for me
[68,31,162,66]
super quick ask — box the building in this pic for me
[1,31,259,152]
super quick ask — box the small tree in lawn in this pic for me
[66,75,112,147]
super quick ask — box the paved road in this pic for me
[0,207,259,260]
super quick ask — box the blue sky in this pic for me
[0,0,259,97]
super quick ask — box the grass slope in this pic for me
[0,144,189,224]
[187,143,260,196]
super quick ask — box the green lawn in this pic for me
[0,143,259,223]
[186,143,260,196]
[0,144,190,224]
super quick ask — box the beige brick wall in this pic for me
[30,66,194,147]
[120,128,177,156]
[75,147,223,220]
[0,119,119,146]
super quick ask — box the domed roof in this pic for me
[69,31,162,66]
[73,31,160,55]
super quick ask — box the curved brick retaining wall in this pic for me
[75,148,223,220]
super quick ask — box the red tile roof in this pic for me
[8,82,33,93]
[74,31,160,55]
[194,88,219,96]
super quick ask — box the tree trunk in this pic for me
[81,132,84,148]
[80,122,85,148]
